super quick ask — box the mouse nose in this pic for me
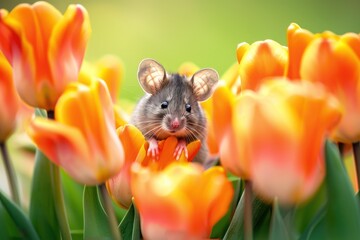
[171,118,180,129]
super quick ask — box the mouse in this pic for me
[131,58,219,164]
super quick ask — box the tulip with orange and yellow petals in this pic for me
[106,131,201,208]
[0,52,19,142]
[27,76,124,185]
[213,79,342,203]
[0,1,91,110]
[106,124,145,208]
[131,162,233,240]
[287,23,360,143]
[237,40,288,91]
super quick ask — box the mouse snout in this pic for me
[165,116,185,133]
[171,117,180,129]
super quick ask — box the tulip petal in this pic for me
[49,4,91,95]
[0,51,19,141]
[27,117,99,184]
[286,23,314,79]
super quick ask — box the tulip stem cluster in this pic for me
[352,142,360,191]
[99,184,122,240]
[0,142,20,206]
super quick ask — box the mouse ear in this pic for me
[190,68,219,101]
[137,59,167,94]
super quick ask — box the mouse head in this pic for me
[137,58,219,139]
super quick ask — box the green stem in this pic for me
[244,180,253,240]
[0,141,21,206]
[99,184,121,240]
[352,142,360,193]
[47,110,71,240]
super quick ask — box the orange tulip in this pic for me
[0,2,91,109]
[0,51,19,141]
[106,124,145,208]
[213,78,342,203]
[298,30,360,142]
[237,40,288,91]
[27,76,124,185]
[106,129,201,208]
[131,162,234,240]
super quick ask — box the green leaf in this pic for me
[223,185,271,240]
[294,182,326,234]
[211,178,242,238]
[61,170,84,230]
[269,199,290,240]
[322,140,360,239]
[119,201,141,240]
[29,150,60,240]
[83,186,113,240]
[0,191,40,240]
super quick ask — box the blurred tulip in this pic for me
[300,33,360,143]
[106,124,145,208]
[80,55,124,103]
[0,52,19,141]
[0,1,91,109]
[27,76,124,185]
[213,78,342,203]
[288,23,360,142]
[178,62,199,77]
[131,162,234,240]
[237,40,288,91]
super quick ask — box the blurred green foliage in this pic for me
[2,0,360,101]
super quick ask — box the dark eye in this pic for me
[161,101,168,109]
[185,103,191,113]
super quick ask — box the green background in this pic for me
[2,0,360,101]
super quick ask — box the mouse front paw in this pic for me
[147,138,159,160]
[174,139,188,160]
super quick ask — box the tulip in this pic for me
[0,1,91,109]
[237,40,288,91]
[106,124,145,208]
[80,55,124,103]
[213,78,342,203]
[106,130,200,209]
[27,76,124,185]
[131,162,234,240]
[0,51,19,141]
[298,30,360,143]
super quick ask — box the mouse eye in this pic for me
[185,103,191,113]
[161,101,168,109]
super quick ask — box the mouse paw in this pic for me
[147,138,159,160]
[174,139,188,160]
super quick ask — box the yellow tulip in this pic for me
[0,2,91,109]
[80,55,124,103]
[0,51,19,141]
[213,78,342,203]
[27,76,124,185]
[131,162,234,240]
